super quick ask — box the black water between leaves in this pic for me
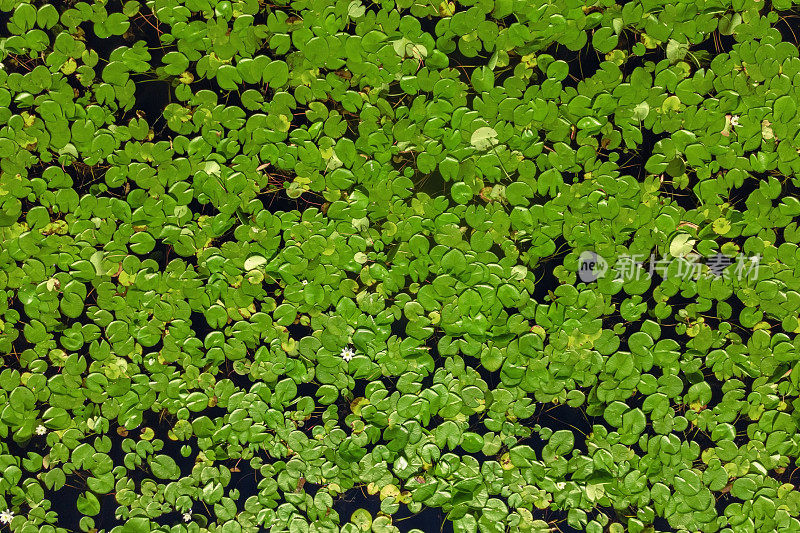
[0,4,758,532]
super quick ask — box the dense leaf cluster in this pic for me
[2,0,800,532]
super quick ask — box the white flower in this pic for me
[341,346,355,362]
[730,115,740,127]
[0,509,13,524]
[301,280,308,285]
[35,424,46,435]
[182,512,192,522]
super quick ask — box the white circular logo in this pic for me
[578,251,607,282]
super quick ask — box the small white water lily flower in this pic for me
[35,424,46,435]
[0,509,13,524]
[341,346,355,362]
[730,115,740,127]
[182,512,192,522]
